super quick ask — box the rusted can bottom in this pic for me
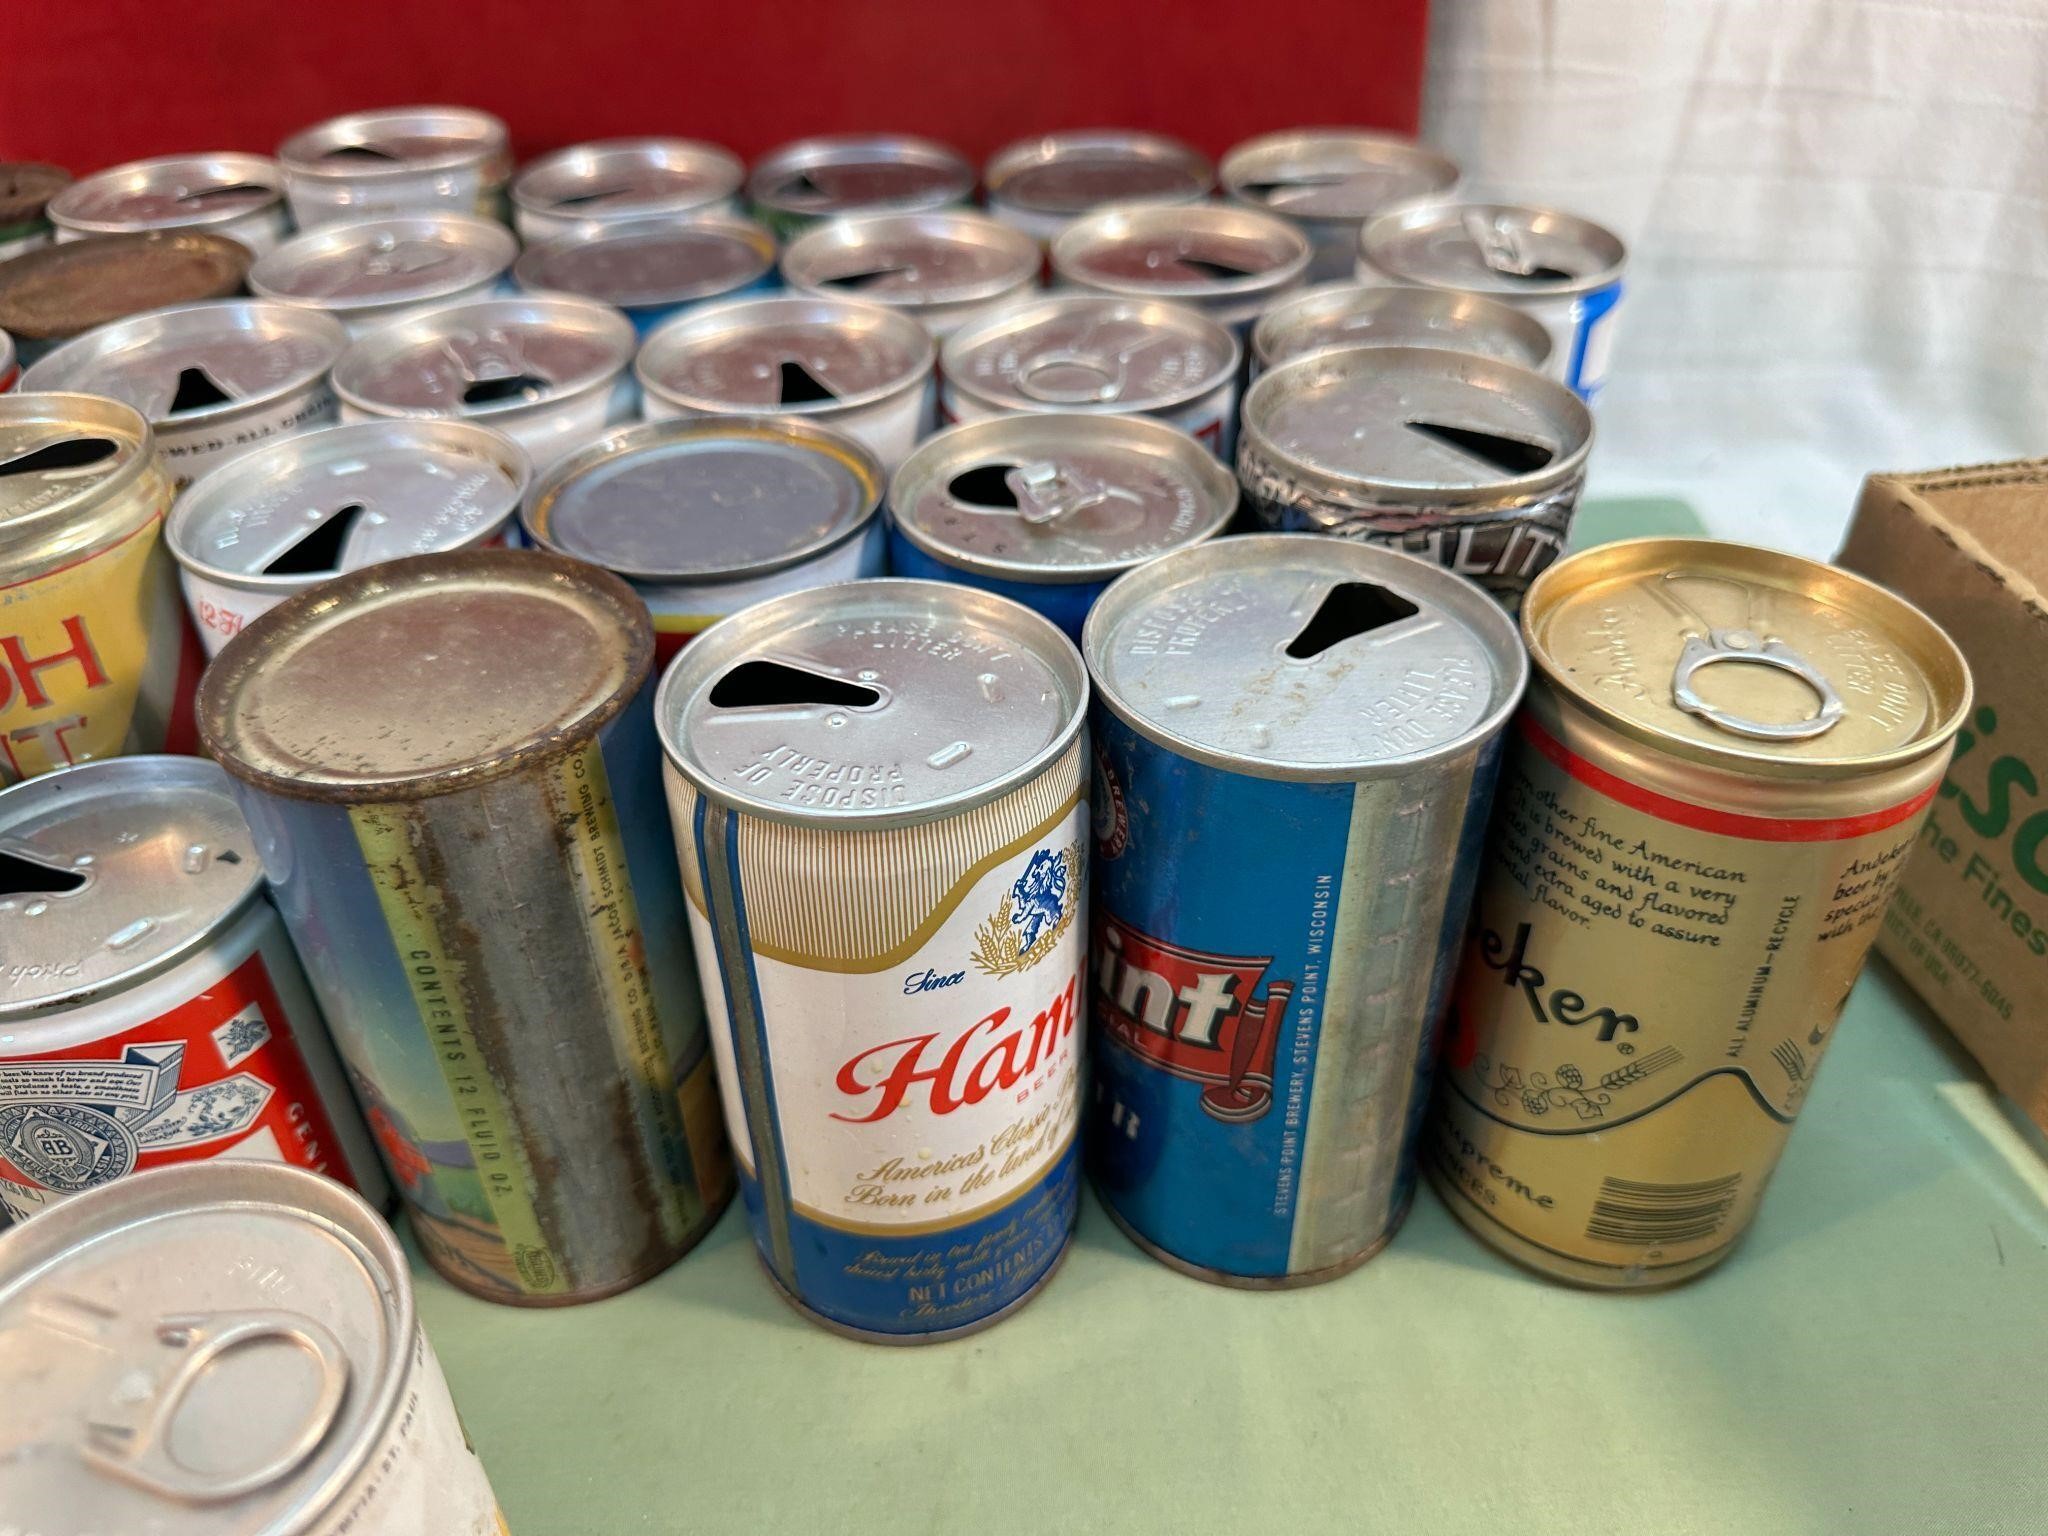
[753,1229,1076,1345]
[1097,1186,1414,1290]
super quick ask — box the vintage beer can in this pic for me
[747,134,975,239]
[278,104,513,228]
[1051,202,1312,336]
[249,211,519,338]
[0,230,250,366]
[1084,535,1526,1283]
[0,757,386,1221]
[1358,199,1628,404]
[941,294,1241,458]
[0,163,72,261]
[333,294,636,470]
[47,152,291,256]
[168,418,529,655]
[1238,345,1592,611]
[984,130,1212,243]
[657,578,1090,1340]
[0,328,16,393]
[635,293,934,474]
[200,549,733,1305]
[512,136,746,242]
[513,212,778,334]
[1250,280,1553,378]
[0,1161,503,1534]
[0,392,197,783]
[782,210,1040,339]
[20,300,346,489]
[1427,540,1970,1287]
[1221,130,1460,283]
[887,413,1235,638]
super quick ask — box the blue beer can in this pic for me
[1083,535,1527,1284]
[513,212,779,335]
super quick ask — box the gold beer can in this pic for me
[1427,537,1970,1287]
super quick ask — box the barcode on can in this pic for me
[1585,1173,1741,1247]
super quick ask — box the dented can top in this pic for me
[985,130,1212,219]
[1221,129,1458,225]
[0,391,161,570]
[781,210,1039,314]
[510,137,745,231]
[635,293,934,416]
[0,231,251,346]
[1521,537,1971,777]
[248,212,518,320]
[0,1162,412,1536]
[513,213,776,314]
[747,134,975,222]
[46,153,286,241]
[942,294,1238,416]
[1052,202,1311,314]
[278,104,511,187]
[1250,281,1552,372]
[1359,198,1627,301]
[1085,533,1527,779]
[656,577,1088,829]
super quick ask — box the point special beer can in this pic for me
[1220,129,1460,283]
[200,549,733,1305]
[1427,538,1970,1288]
[747,134,975,240]
[781,210,1041,340]
[1083,535,1526,1284]
[278,104,513,228]
[0,1162,505,1535]
[513,212,778,334]
[657,578,1090,1341]
[511,136,746,242]
[47,152,291,256]
[249,212,519,338]
[984,130,1212,244]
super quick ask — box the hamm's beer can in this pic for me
[1221,129,1460,283]
[1051,202,1312,336]
[984,130,1212,244]
[200,550,733,1304]
[249,212,519,338]
[0,1162,503,1534]
[1250,281,1552,378]
[747,134,975,239]
[1084,535,1526,1284]
[278,104,513,228]
[513,212,778,334]
[1429,540,1969,1288]
[511,136,746,242]
[782,210,1040,339]
[658,579,1090,1340]
[47,152,291,256]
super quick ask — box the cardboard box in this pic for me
[1839,461,2048,1134]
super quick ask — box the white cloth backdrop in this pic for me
[1423,0,2048,555]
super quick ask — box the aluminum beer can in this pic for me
[333,293,637,471]
[1427,539,1970,1287]
[513,212,778,334]
[249,212,519,337]
[0,162,72,261]
[1084,535,1526,1282]
[747,134,975,239]
[0,393,197,783]
[1051,202,1312,336]
[512,136,746,242]
[21,300,347,489]
[1250,280,1553,379]
[0,1161,503,1534]
[0,757,386,1221]
[0,231,250,365]
[782,210,1040,339]
[1221,129,1460,283]
[0,327,16,393]
[1358,198,1628,404]
[984,130,1212,244]
[888,412,1235,639]
[47,152,291,256]
[635,293,934,474]
[278,104,513,228]
[1238,346,1592,611]
[168,418,529,655]
[941,294,1241,458]
[656,578,1090,1340]
[199,549,734,1304]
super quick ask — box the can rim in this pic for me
[745,134,976,216]
[46,152,287,237]
[983,129,1214,215]
[939,294,1240,417]
[1358,196,1629,300]
[278,104,511,182]
[511,212,777,312]
[509,137,746,220]
[0,230,251,342]
[1051,202,1313,302]
[248,212,520,313]
[1248,280,1554,373]
[0,390,161,560]
[1219,128,1460,228]
[781,210,1041,310]
[633,292,936,417]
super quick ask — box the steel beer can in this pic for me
[200,550,734,1304]
[1427,539,1970,1287]
[984,130,1212,244]
[1221,129,1460,283]
[1250,281,1553,379]
[0,231,250,366]
[748,134,975,239]
[657,578,1090,1340]
[47,152,291,256]
[513,212,778,334]
[0,1162,503,1534]
[782,210,1040,339]
[1051,202,1312,336]
[0,162,72,262]
[249,212,519,338]
[278,105,513,228]
[512,136,746,241]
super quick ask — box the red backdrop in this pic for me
[1,0,1429,173]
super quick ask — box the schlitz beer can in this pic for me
[0,162,72,262]
[1427,538,1970,1288]
[278,104,513,228]
[200,549,733,1304]
[1084,535,1526,1284]
[47,152,292,256]
[511,136,746,242]
[514,212,777,334]
[1051,202,1312,336]
[0,1161,504,1534]
[657,578,1090,1340]
[1250,281,1553,379]
[1221,129,1460,283]
[984,130,1212,244]
[782,210,1040,339]
[1238,345,1592,612]
[747,134,976,240]
[0,757,386,1222]
[250,211,519,338]
[0,231,250,366]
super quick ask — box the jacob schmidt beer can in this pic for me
[511,136,746,242]
[249,212,519,338]
[1428,539,1969,1288]
[658,579,1090,1340]
[984,130,1212,243]
[47,152,292,256]
[0,1162,503,1535]
[1221,129,1460,283]
[201,550,733,1304]
[747,134,975,239]
[278,104,513,228]
[1084,535,1526,1283]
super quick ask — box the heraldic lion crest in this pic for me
[969,842,1080,977]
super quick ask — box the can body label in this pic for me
[1517,281,1623,403]
[637,523,885,665]
[156,384,340,490]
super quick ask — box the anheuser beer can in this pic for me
[1220,129,1460,283]
[0,1162,504,1534]
[1427,538,1970,1288]
[249,212,519,338]
[658,578,1090,1341]
[201,549,733,1305]
[984,130,1212,244]
[1084,535,1526,1284]
[511,136,746,242]
[278,104,513,228]
[47,152,292,256]
[0,757,386,1222]
[747,134,976,239]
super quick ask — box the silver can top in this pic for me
[657,578,1088,829]
[169,418,530,592]
[747,134,975,221]
[513,213,775,313]
[0,392,157,562]
[248,212,518,317]
[511,137,745,226]
[19,300,346,429]
[1251,281,1553,372]
[942,293,1238,416]
[0,1162,414,1536]
[890,413,1235,582]
[1085,534,1527,778]
[1052,202,1312,309]
[985,130,1212,218]
[782,211,1038,312]
[524,416,881,583]
[1359,198,1628,300]
[1220,129,1458,223]
[46,153,286,240]
[278,104,511,183]
[635,293,934,416]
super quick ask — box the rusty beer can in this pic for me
[782,210,1040,339]
[200,549,734,1304]
[249,212,519,338]
[1221,129,1459,283]
[747,134,975,240]
[1428,538,1970,1287]
[513,212,778,334]
[47,152,291,256]
[1250,281,1553,379]
[511,136,746,242]
[984,130,1212,243]
[0,231,250,366]
[278,105,513,228]
[0,163,72,262]
[1051,202,1311,335]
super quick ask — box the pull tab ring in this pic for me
[1671,628,1846,741]
[1003,460,1114,526]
